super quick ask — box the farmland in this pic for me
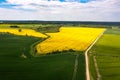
[89,28,120,80]
[0,29,47,38]
[36,27,105,54]
[0,25,87,80]
[0,23,61,33]
[0,33,86,80]
[1,23,120,80]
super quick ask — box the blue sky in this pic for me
[48,0,88,2]
[0,0,120,21]
[0,0,88,9]
[0,0,6,3]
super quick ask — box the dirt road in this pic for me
[85,31,105,80]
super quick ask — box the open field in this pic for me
[0,28,47,38]
[1,23,120,80]
[89,28,120,80]
[0,24,60,33]
[36,27,105,54]
[0,25,105,80]
[0,26,105,54]
[0,33,85,80]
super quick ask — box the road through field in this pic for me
[85,30,106,80]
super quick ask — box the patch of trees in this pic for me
[18,29,22,32]
[10,26,20,28]
[36,24,62,33]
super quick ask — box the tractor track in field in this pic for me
[72,54,79,80]
[93,56,101,80]
[85,30,106,80]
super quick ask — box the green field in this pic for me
[89,28,120,80]
[0,33,85,80]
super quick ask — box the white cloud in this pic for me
[7,0,48,4]
[0,0,120,21]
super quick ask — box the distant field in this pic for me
[0,24,39,28]
[0,23,60,33]
[89,28,120,80]
[0,33,85,80]
[0,28,47,38]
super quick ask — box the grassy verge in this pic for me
[30,37,48,57]
[89,28,120,80]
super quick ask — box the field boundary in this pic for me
[85,30,106,80]
[30,33,50,57]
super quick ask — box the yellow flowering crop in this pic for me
[0,29,47,38]
[36,27,106,54]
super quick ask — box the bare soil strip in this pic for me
[72,54,79,80]
[85,30,105,80]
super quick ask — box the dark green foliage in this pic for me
[36,26,61,33]
[48,49,76,54]
[18,28,22,32]
[10,25,19,28]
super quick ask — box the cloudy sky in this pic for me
[0,0,120,21]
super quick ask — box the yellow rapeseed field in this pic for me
[0,29,47,38]
[36,27,106,54]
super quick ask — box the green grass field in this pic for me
[89,28,120,80]
[0,33,85,80]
